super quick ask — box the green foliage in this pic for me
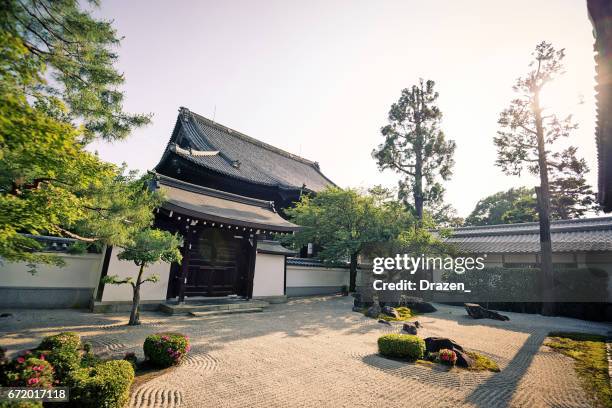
[143,333,191,368]
[0,1,154,267]
[39,332,81,352]
[284,186,414,290]
[1,0,151,142]
[377,334,425,360]
[371,307,415,322]
[117,229,183,268]
[465,187,537,226]
[0,402,42,408]
[373,79,456,220]
[545,333,610,408]
[465,351,500,372]
[68,360,135,408]
[4,356,54,387]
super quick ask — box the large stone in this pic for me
[381,306,400,319]
[455,350,475,369]
[378,319,391,326]
[402,323,418,335]
[424,337,464,353]
[464,303,510,321]
[353,293,373,308]
[365,304,381,318]
[402,297,437,313]
[352,306,363,313]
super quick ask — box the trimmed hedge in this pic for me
[144,333,190,367]
[68,360,134,408]
[0,402,42,408]
[39,332,81,352]
[377,334,425,360]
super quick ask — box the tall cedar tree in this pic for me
[494,42,587,308]
[373,79,456,222]
[0,0,154,264]
[284,187,413,292]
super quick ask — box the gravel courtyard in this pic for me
[1,296,610,408]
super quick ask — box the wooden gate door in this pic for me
[184,228,249,297]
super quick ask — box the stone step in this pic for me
[188,307,264,317]
[159,300,269,315]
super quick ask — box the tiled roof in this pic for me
[588,0,612,212]
[155,174,300,232]
[156,108,335,193]
[286,257,349,268]
[444,217,612,253]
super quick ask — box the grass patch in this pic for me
[465,351,500,372]
[545,332,610,408]
[361,306,417,321]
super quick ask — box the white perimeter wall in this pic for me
[252,253,285,297]
[286,264,349,291]
[101,246,172,302]
[0,253,103,289]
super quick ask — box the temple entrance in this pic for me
[168,227,251,298]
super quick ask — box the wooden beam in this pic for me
[246,234,258,300]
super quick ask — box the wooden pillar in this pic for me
[246,233,258,300]
[283,255,287,296]
[178,227,192,303]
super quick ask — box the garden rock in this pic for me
[378,319,391,326]
[402,323,418,334]
[381,306,400,319]
[352,306,363,313]
[465,303,510,321]
[414,321,422,328]
[403,297,437,313]
[455,350,475,369]
[366,304,381,318]
[424,337,464,353]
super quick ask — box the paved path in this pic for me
[1,296,610,407]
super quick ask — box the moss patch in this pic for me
[545,332,610,408]
[361,306,417,321]
[465,351,500,372]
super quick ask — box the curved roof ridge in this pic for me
[187,108,319,167]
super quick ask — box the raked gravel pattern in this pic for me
[0,296,610,408]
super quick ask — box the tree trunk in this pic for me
[413,86,424,223]
[533,92,555,316]
[129,263,145,326]
[349,252,358,292]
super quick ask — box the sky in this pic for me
[89,0,598,217]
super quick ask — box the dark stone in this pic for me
[414,321,422,328]
[0,313,12,318]
[366,304,381,318]
[464,303,510,321]
[402,323,418,335]
[424,337,464,353]
[352,306,363,313]
[455,350,475,368]
[353,294,373,308]
[381,306,400,319]
[401,297,437,313]
[378,319,391,326]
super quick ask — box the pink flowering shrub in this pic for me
[143,333,190,367]
[4,354,54,387]
[438,349,457,366]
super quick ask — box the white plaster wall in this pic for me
[0,253,103,288]
[252,253,285,297]
[286,265,349,288]
[101,246,171,302]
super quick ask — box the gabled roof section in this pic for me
[155,107,335,192]
[443,217,612,253]
[154,173,300,232]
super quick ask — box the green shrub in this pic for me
[143,332,190,367]
[68,360,134,408]
[35,347,80,384]
[0,401,43,408]
[39,332,81,352]
[377,334,425,360]
[4,356,54,387]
